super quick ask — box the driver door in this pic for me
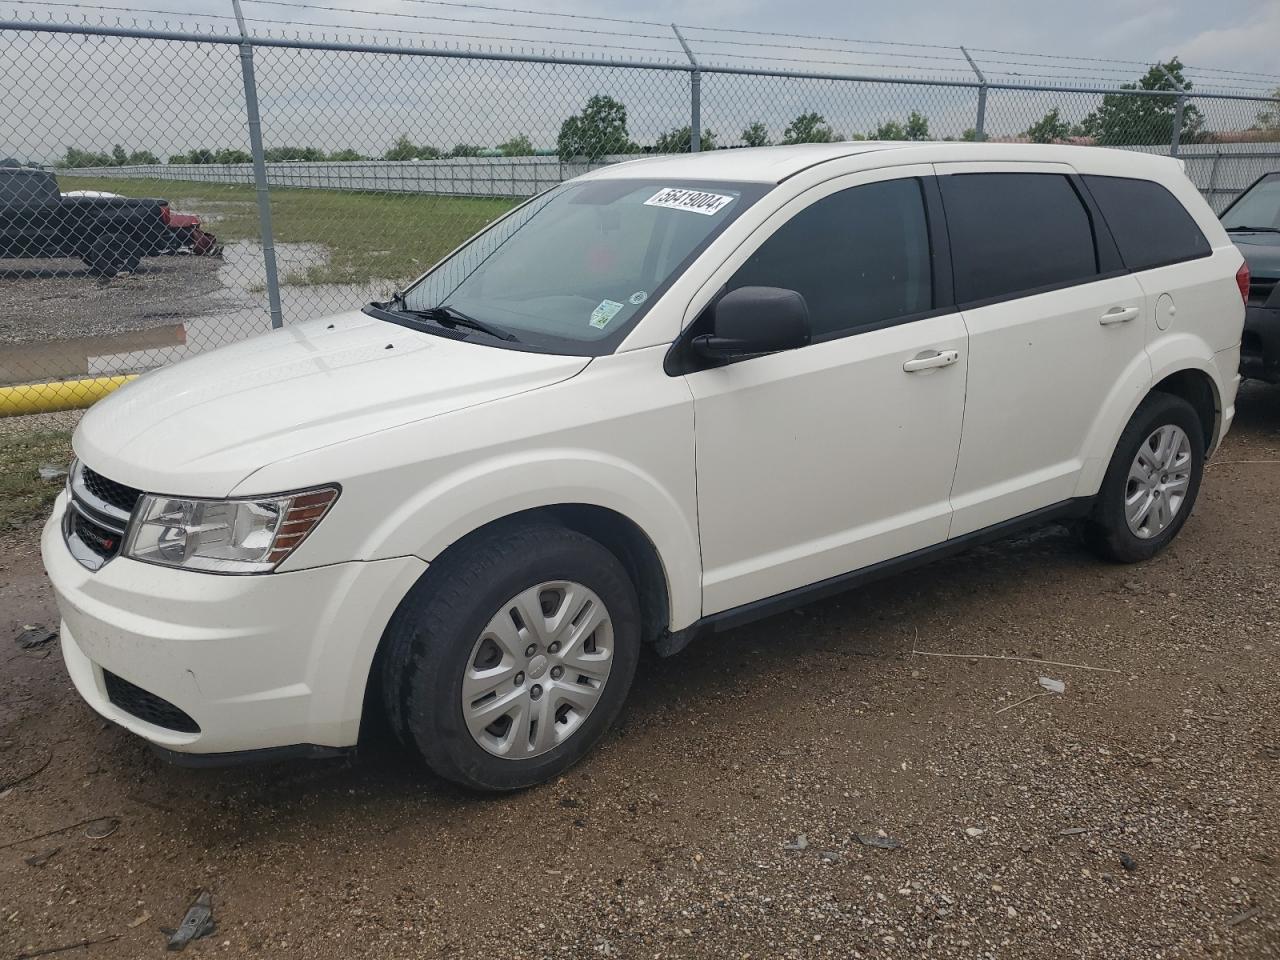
[682,167,969,616]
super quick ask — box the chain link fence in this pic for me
[2,15,1278,415]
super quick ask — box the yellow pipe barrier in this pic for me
[0,375,137,417]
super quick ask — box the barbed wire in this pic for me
[3,0,1279,94]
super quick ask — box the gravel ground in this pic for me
[0,244,379,386]
[2,386,1279,959]
[0,256,231,344]
[0,409,82,438]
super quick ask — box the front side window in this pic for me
[1221,173,1280,233]
[1085,175,1212,270]
[399,178,766,354]
[725,177,933,339]
[940,172,1098,304]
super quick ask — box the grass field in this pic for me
[61,175,519,287]
[0,428,72,529]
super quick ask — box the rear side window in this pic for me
[940,172,1098,304]
[1084,175,1211,270]
[0,172,55,203]
[727,177,933,339]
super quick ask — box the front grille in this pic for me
[71,511,124,558]
[64,461,137,570]
[103,670,200,734]
[81,465,142,515]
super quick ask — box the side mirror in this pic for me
[693,286,811,362]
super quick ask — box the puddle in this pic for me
[83,242,395,378]
[219,239,329,292]
[4,241,402,384]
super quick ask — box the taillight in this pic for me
[160,204,171,225]
[1236,261,1250,304]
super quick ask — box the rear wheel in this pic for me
[1083,392,1205,563]
[82,233,133,277]
[380,521,641,791]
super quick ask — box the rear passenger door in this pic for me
[937,163,1149,537]
[1082,174,1222,354]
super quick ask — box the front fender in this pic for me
[364,449,703,631]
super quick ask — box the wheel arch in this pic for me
[1075,347,1224,499]
[1149,367,1218,452]
[359,502,677,744]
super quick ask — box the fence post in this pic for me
[672,24,700,152]
[961,46,987,141]
[1170,94,1186,157]
[1160,65,1191,159]
[1206,147,1223,212]
[231,0,284,329]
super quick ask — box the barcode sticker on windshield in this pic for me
[644,187,735,216]
[590,299,624,329]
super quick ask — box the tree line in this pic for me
[56,139,543,168]
[50,59,1280,169]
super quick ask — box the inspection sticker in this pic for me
[644,187,735,216]
[590,299,624,329]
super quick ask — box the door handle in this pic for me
[902,349,960,373]
[1099,306,1140,325]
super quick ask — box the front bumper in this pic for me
[41,496,426,756]
[1242,305,1280,383]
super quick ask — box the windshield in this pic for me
[1222,174,1280,231]
[397,178,766,354]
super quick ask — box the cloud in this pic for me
[1160,0,1280,82]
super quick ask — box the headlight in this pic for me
[122,486,338,574]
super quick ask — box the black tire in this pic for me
[380,520,641,791]
[1083,391,1205,563]
[82,233,126,277]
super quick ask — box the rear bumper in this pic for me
[1242,305,1280,382]
[42,499,426,756]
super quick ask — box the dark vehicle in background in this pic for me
[63,188,220,257]
[0,167,173,276]
[1224,172,1280,382]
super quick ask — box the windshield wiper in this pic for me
[1226,225,1280,233]
[378,296,518,342]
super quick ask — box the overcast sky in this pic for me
[3,0,1278,164]
[518,0,1280,80]
[12,0,1279,84]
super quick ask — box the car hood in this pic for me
[1232,231,1280,280]
[73,310,591,497]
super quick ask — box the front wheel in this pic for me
[381,521,641,791]
[1083,392,1205,563]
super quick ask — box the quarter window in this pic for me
[1084,175,1212,270]
[940,172,1098,304]
[726,177,933,339]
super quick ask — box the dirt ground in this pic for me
[2,388,1279,960]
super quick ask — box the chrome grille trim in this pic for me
[63,460,136,571]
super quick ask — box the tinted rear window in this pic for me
[1084,175,1210,271]
[940,173,1098,304]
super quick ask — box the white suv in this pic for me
[43,143,1246,790]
